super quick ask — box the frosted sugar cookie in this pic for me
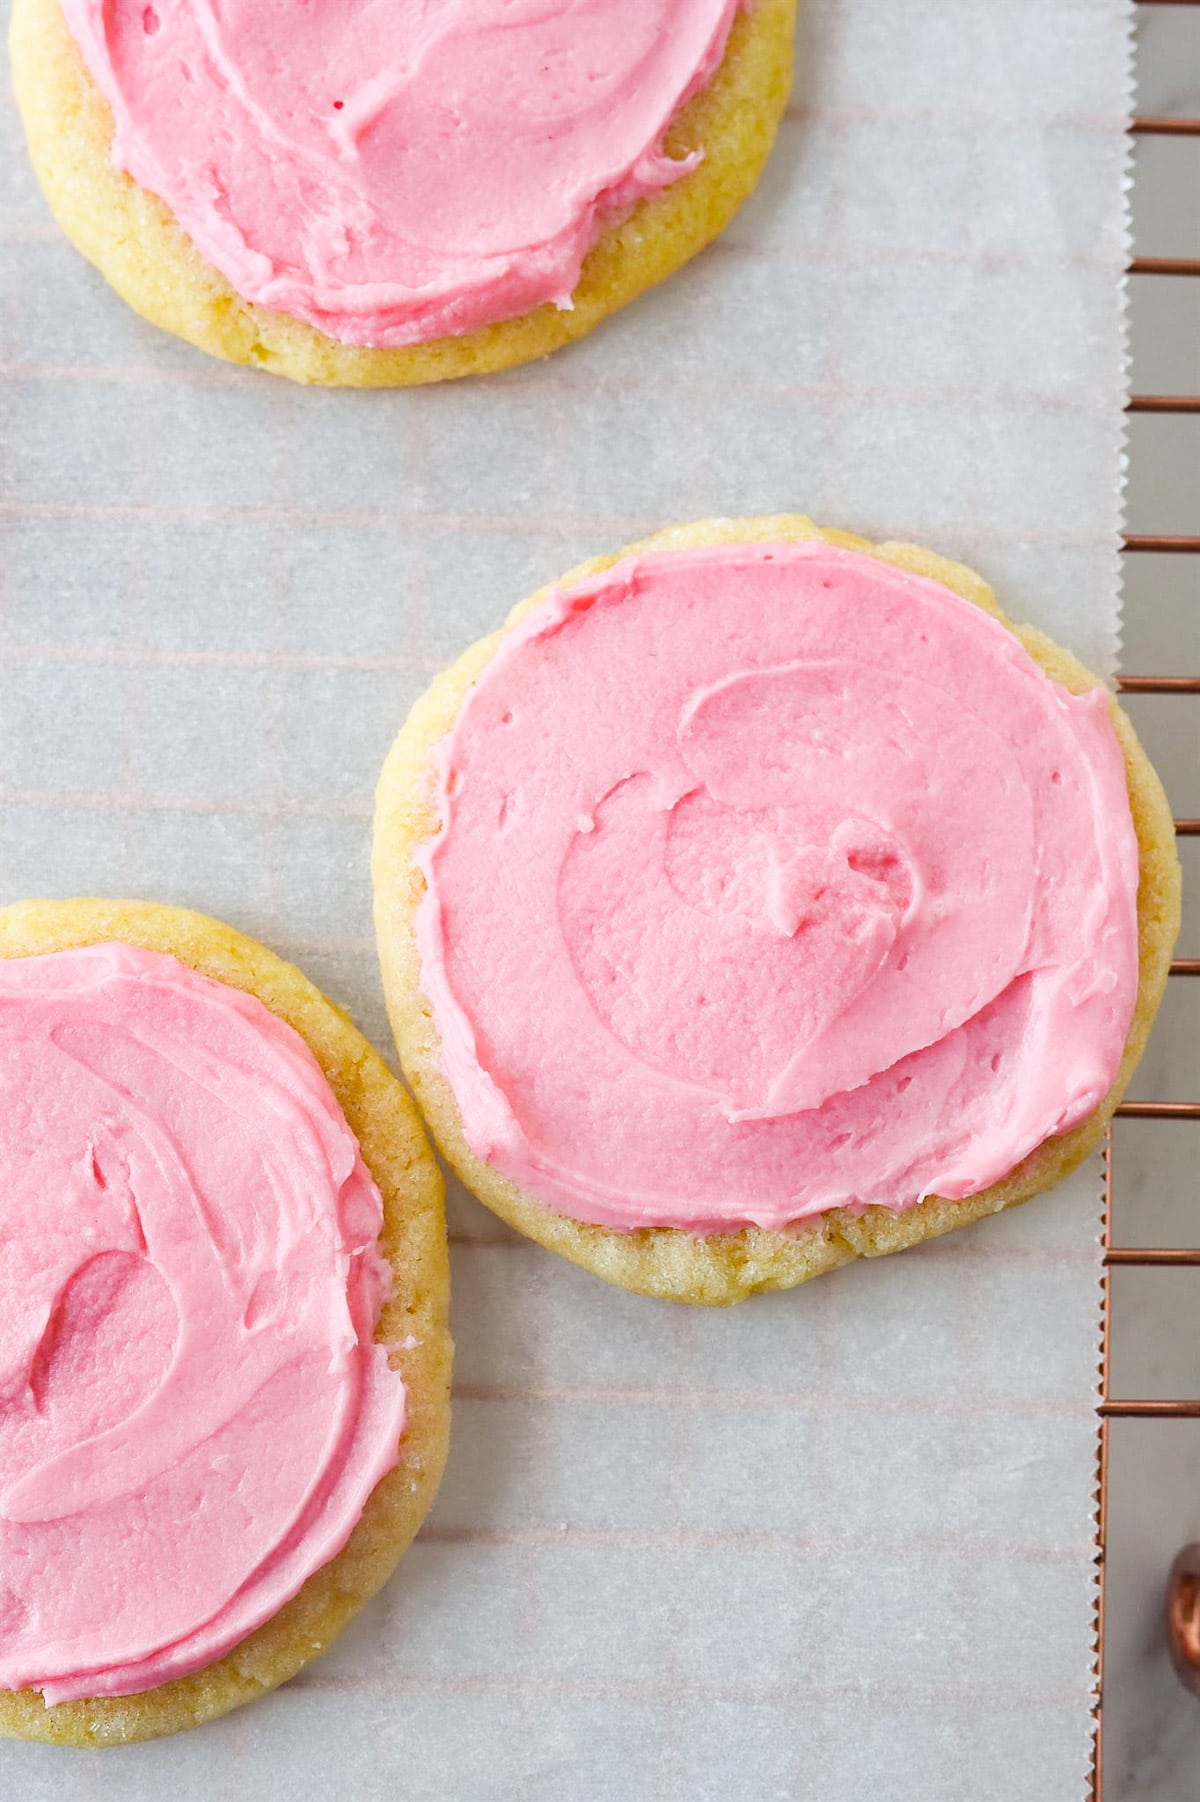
[0,899,451,1743]
[373,516,1181,1305]
[11,0,794,385]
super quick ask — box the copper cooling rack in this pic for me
[1093,3,1200,1790]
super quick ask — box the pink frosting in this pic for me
[416,540,1141,1233]
[0,943,404,1703]
[59,0,742,348]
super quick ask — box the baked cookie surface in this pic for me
[373,516,1181,1306]
[0,897,451,1743]
[11,0,794,384]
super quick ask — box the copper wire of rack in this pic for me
[1093,4,1200,1791]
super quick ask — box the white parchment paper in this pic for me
[0,2,1134,1796]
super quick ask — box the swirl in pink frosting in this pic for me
[416,540,1141,1233]
[58,0,743,347]
[0,943,404,1703]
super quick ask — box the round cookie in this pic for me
[0,897,451,1744]
[373,515,1182,1306]
[10,0,795,386]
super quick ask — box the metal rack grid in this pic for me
[1093,2,1200,1790]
